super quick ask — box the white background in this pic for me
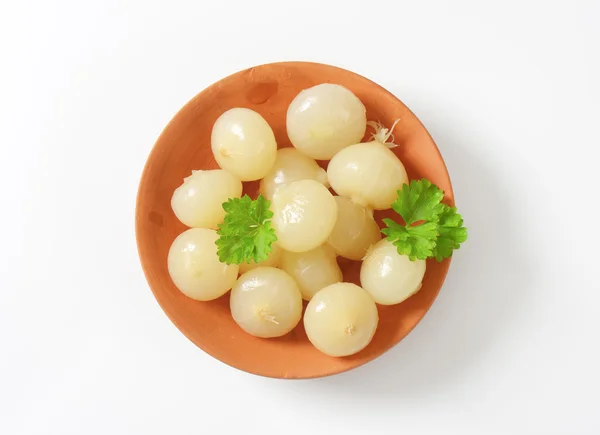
[1,1,599,434]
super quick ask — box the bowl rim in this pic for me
[134,60,454,379]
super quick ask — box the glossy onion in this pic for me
[238,243,283,274]
[230,267,302,338]
[286,84,367,160]
[327,142,408,210]
[167,228,239,301]
[360,239,426,305]
[304,283,378,357]
[327,196,381,260]
[171,169,242,229]
[211,108,277,181]
[271,179,337,253]
[280,244,342,301]
[259,148,328,200]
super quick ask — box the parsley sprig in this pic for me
[381,179,468,261]
[215,194,277,265]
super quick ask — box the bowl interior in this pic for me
[135,61,453,379]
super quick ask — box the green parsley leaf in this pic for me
[391,179,445,225]
[382,179,468,262]
[431,205,468,261]
[215,194,277,265]
[382,218,438,260]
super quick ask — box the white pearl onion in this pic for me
[304,283,378,357]
[280,244,342,301]
[286,84,366,160]
[327,142,408,210]
[230,267,302,338]
[259,148,328,200]
[360,239,426,305]
[327,196,381,260]
[271,179,337,253]
[171,169,242,229]
[211,108,277,181]
[167,228,239,301]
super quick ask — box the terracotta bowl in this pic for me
[135,61,453,379]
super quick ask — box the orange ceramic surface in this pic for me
[135,61,453,379]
